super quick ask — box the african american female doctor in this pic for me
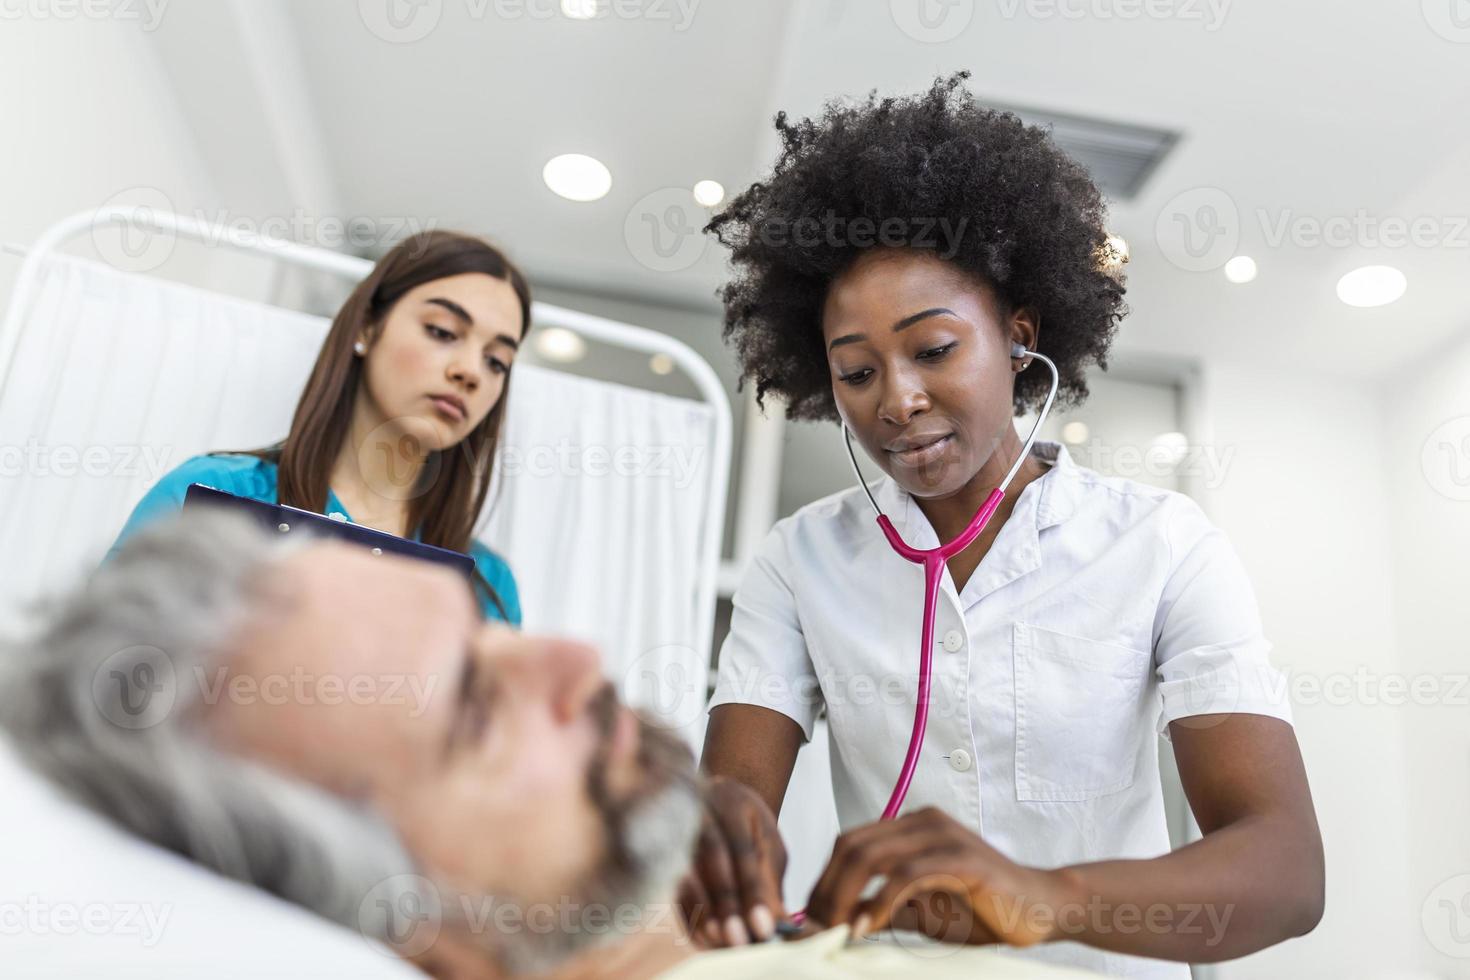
[679,75,1323,978]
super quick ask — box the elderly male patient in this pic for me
[0,513,1097,979]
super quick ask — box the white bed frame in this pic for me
[0,207,732,667]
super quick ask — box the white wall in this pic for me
[0,17,220,308]
[1382,330,1470,980]
[1197,359,1423,979]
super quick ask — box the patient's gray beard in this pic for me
[469,708,702,976]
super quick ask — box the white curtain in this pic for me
[0,255,719,745]
[485,364,716,745]
[0,255,325,624]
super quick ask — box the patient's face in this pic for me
[206,543,695,921]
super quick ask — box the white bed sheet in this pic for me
[0,737,421,979]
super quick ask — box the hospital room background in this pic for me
[0,2,1466,978]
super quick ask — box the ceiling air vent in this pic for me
[994,102,1179,201]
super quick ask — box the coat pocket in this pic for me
[1013,622,1151,802]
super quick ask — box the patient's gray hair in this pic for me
[0,510,423,942]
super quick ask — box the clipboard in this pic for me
[182,483,476,580]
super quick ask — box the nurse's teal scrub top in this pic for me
[108,453,521,626]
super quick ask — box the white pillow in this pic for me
[0,737,422,979]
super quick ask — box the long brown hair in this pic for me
[247,230,532,618]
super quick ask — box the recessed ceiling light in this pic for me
[1336,265,1407,308]
[693,180,725,207]
[542,154,612,202]
[1224,255,1257,283]
[534,326,586,362]
[649,353,675,375]
[561,0,598,18]
[1062,421,1089,444]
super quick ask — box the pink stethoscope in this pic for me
[786,343,1058,930]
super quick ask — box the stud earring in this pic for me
[353,341,367,356]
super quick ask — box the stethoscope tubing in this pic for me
[841,347,1060,817]
[786,348,1060,929]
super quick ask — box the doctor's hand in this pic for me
[676,775,789,947]
[802,806,1079,947]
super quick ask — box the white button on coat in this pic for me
[942,629,964,652]
[948,748,972,772]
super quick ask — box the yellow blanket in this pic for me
[658,927,1104,978]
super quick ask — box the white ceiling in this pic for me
[149,0,1470,382]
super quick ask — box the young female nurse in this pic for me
[680,75,1323,977]
[110,230,530,623]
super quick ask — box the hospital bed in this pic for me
[0,736,424,977]
[0,208,730,971]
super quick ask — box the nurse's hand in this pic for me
[802,806,1078,946]
[676,775,789,947]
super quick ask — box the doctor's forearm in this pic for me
[1034,713,1324,962]
[1049,812,1324,962]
